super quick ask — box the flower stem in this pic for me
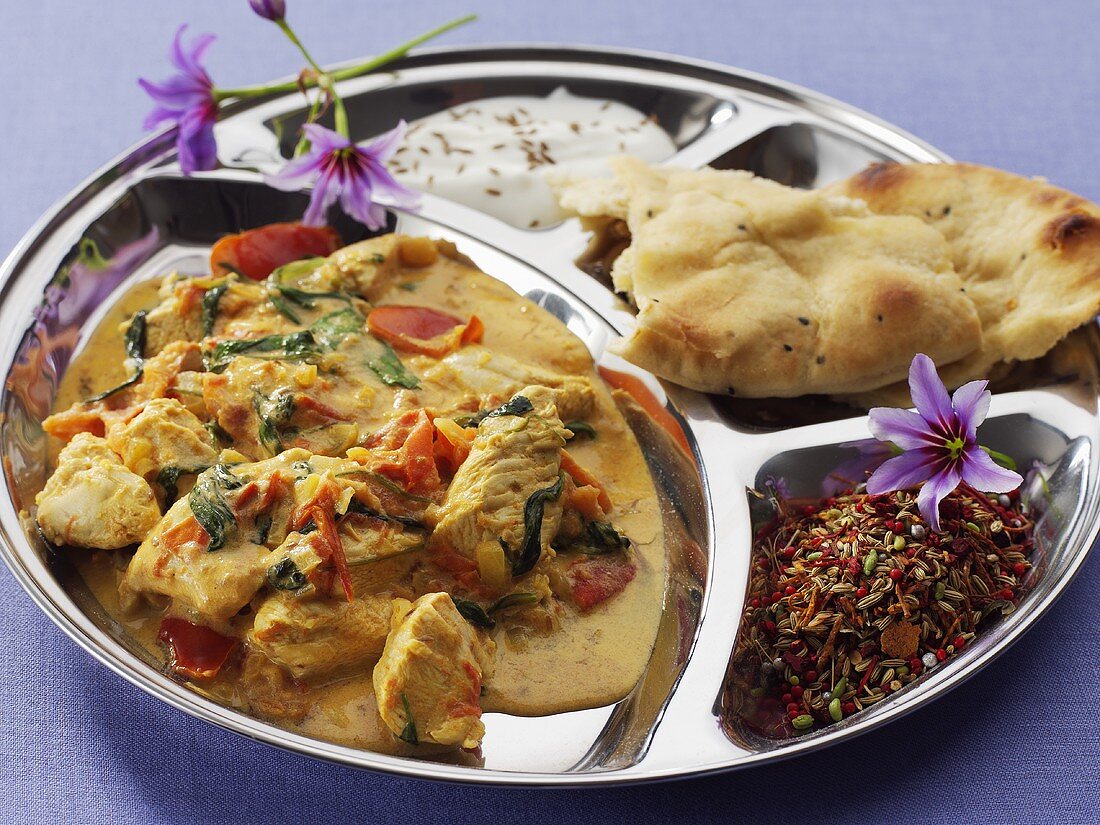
[212,14,475,102]
[276,18,325,75]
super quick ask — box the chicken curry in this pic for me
[35,225,667,756]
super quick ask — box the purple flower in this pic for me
[822,438,896,497]
[139,26,219,174]
[865,353,1022,531]
[265,122,419,229]
[248,0,286,21]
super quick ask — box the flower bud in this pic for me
[249,0,286,21]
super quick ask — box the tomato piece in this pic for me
[560,450,612,513]
[369,410,442,496]
[158,617,236,680]
[566,557,637,612]
[160,516,211,553]
[367,306,482,357]
[209,222,341,280]
[433,419,474,477]
[290,482,353,601]
[597,366,691,455]
[370,305,462,340]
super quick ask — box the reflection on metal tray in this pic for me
[0,45,1097,785]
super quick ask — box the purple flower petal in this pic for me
[867,407,938,451]
[866,448,942,495]
[301,162,344,227]
[362,120,408,162]
[909,353,954,434]
[140,27,219,176]
[959,447,1023,493]
[302,124,351,154]
[177,103,218,173]
[169,26,215,80]
[249,0,286,21]
[339,170,386,230]
[264,151,327,191]
[951,380,991,441]
[916,463,961,532]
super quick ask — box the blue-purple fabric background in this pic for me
[1,2,1098,822]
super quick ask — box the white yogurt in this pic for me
[388,87,676,229]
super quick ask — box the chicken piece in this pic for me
[373,592,495,748]
[42,340,203,442]
[250,592,395,681]
[202,359,359,461]
[105,397,218,480]
[120,497,272,620]
[143,274,205,355]
[431,386,568,566]
[34,433,161,549]
[316,235,404,301]
[143,274,271,355]
[424,347,596,421]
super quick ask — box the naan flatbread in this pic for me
[828,162,1100,405]
[553,157,982,397]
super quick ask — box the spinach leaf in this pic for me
[453,598,495,629]
[204,330,322,373]
[334,470,433,503]
[157,466,184,505]
[574,521,632,555]
[508,473,565,577]
[86,310,147,402]
[254,512,273,546]
[203,307,363,373]
[365,338,420,389]
[398,693,419,745]
[156,464,212,506]
[458,395,534,428]
[266,557,308,591]
[253,390,296,456]
[201,284,228,337]
[268,292,302,324]
[205,420,232,445]
[311,307,363,349]
[275,284,354,307]
[344,498,426,530]
[489,591,539,613]
[564,420,597,441]
[187,463,242,551]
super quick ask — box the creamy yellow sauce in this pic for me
[54,239,667,756]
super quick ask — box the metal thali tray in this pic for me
[1,44,1097,785]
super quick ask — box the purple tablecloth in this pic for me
[1,2,1098,822]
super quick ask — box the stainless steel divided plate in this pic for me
[1,45,1097,785]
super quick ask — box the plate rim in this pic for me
[5,43,1093,787]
